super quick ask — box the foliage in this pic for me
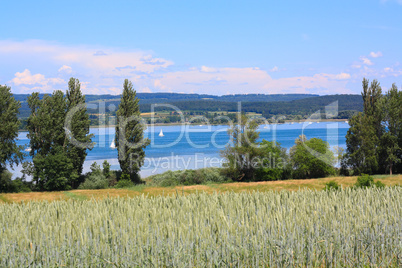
[0,85,23,172]
[65,78,94,187]
[0,189,401,266]
[354,174,385,188]
[221,114,261,181]
[0,170,31,193]
[26,78,93,191]
[345,79,402,175]
[114,179,135,188]
[290,135,335,179]
[255,140,290,181]
[78,173,109,190]
[102,160,111,178]
[324,180,340,191]
[115,79,150,183]
[148,168,227,187]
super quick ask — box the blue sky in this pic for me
[1,0,401,95]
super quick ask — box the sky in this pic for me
[1,0,401,95]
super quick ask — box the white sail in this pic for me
[159,129,164,137]
[110,140,116,149]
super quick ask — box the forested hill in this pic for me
[14,93,317,104]
[14,93,362,119]
[140,94,363,118]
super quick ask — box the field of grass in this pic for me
[1,187,401,267]
[0,174,401,203]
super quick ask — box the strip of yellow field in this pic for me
[0,175,401,203]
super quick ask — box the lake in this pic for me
[13,121,349,178]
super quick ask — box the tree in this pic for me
[221,113,261,181]
[27,78,93,191]
[345,112,379,175]
[255,140,290,181]
[289,135,335,179]
[345,78,383,175]
[65,78,94,188]
[27,91,73,190]
[0,85,23,173]
[380,84,402,174]
[115,79,149,183]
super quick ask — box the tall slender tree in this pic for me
[0,85,23,173]
[65,78,94,188]
[115,79,149,182]
[345,78,383,175]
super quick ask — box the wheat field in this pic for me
[0,187,401,267]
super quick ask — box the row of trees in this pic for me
[0,78,148,192]
[221,114,336,181]
[222,78,401,181]
[344,79,401,175]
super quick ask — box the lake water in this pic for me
[12,121,349,178]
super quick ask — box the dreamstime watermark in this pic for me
[63,100,342,167]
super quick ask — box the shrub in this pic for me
[114,179,135,189]
[149,168,227,187]
[0,170,31,193]
[78,173,109,190]
[354,174,385,189]
[324,180,340,191]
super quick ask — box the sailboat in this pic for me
[110,139,116,149]
[159,129,164,137]
[25,147,32,152]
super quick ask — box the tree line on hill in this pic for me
[0,78,400,193]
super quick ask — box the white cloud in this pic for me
[0,40,355,95]
[360,56,374,66]
[334,73,351,80]
[369,51,383,58]
[270,66,279,72]
[58,65,72,74]
[10,69,65,93]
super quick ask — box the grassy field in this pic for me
[0,188,401,267]
[0,174,401,203]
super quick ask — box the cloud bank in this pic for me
[0,40,398,95]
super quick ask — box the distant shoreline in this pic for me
[18,119,349,132]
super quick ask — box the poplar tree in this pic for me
[0,85,23,173]
[115,79,149,182]
[65,78,94,187]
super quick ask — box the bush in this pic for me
[354,174,385,189]
[324,180,340,191]
[114,179,135,188]
[78,173,109,190]
[0,170,32,193]
[149,168,228,187]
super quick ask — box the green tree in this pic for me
[27,91,74,190]
[255,140,289,181]
[0,85,23,173]
[289,135,335,179]
[115,79,150,183]
[221,114,261,181]
[65,78,94,188]
[380,84,402,174]
[345,112,379,174]
[27,78,93,190]
[345,78,383,175]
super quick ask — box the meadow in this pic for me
[0,186,401,267]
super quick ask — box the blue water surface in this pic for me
[13,121,349,178]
